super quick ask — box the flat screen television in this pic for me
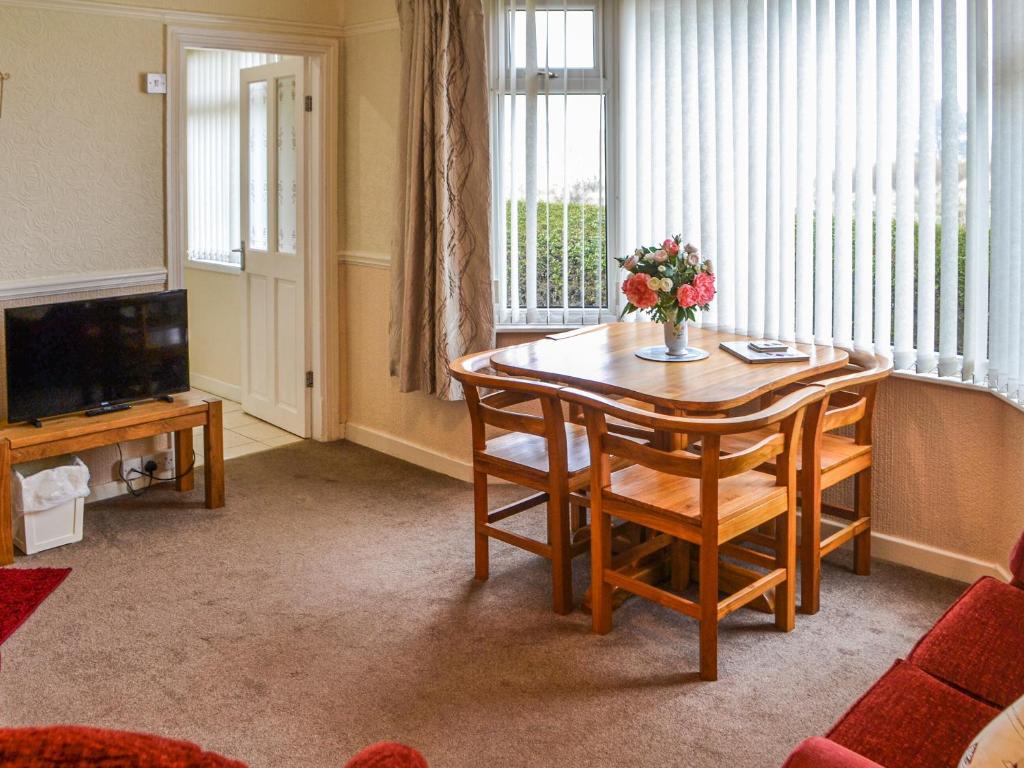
[4,290,190,424]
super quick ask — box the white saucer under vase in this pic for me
[634,320,709,363]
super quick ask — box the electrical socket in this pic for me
[121,452,175,479]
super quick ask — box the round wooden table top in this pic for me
[489,323,850,412]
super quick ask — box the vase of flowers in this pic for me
[617,236,716,361]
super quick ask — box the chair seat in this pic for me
[604,462,786,527]
[480,423,593,479]
[908,576,1024,709]
[720,428,870,475]
[827,660,998,768]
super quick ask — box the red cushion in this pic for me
[782,737,884,768]
[344,743,427,768]
[0,726,245,767]
[1011,530,1024,588]
[908,576,1024,708]
[828,660,998,768]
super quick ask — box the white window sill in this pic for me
[185,260,241,275]
[496,324,579,335]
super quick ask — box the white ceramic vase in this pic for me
[663,319,689,356]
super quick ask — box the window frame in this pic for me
[488,0,619,331]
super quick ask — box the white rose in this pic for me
[647,276,661,291]
[658,265,666,273]
[660,277,673,292]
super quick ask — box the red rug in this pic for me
[0,567,71,646]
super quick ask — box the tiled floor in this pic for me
[192,390,305,465]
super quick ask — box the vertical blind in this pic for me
[186,49,279,266]
[615,0,1023,396]
[489,1,616,325]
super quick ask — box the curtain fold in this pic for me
[390,0,495,400]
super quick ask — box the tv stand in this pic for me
[0,391,224,565]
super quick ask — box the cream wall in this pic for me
[0,0,340,501]
[337,0,1022,581]
[338,2,471,472]
[184,268,243,399]
[0,5,165,280]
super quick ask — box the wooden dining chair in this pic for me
[560,384,827,681]
[722,350,892,615]
[449,350,601,615]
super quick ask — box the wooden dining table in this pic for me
[489,322,851,610]
[490,322,849,415]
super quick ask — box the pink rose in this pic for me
[693,272,716,304]
[623,254,638,271]
[623,273,658,309]
[676,283,700,308]
[662,239,680,256]
[651,249,668,263]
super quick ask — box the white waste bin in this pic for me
[11,458,90,555]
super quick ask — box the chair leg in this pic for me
[776,506,797,632]
[671,538,690,592]
[800,471,823,616]
[590,506,613,634]
[548,486,573,615]
[473,470,489,582]
[854,467,872,576]
[698,543,719,681]
[570,501,588,535]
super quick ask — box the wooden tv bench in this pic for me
[0,390,224,565]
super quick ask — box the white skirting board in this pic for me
[819,517,1012,584]
[341,421,1013,586]
[189,373,241,403]
[341,422,475,483]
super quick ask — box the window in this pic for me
[490,0,1024,405]
[185,49,279,267]
[489,1,614,326]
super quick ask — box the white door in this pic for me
[239,60,309,437]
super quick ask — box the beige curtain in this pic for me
[389,0,495,401]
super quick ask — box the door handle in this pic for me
[231,241,246,271]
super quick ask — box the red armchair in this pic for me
[782,530,1024,768]
[0,728,426,768]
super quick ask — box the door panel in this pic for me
[239,60,309,437]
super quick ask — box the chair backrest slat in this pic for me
[450,349,567,459]
[565,385,827,491]
[481,390,538,410]
[603,433,702,479]
[479,403,548,437]
[821,397,867,433]
[804,350,891,444]
[718,432,785,479]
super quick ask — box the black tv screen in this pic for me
[5,290,190,423]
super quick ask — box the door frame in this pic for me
[165,24,341,442]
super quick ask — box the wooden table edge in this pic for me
[490,342,851,412]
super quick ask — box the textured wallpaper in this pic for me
[0,7,166,280]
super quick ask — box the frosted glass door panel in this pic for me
[248,80,269,252]
[277,76,298,255]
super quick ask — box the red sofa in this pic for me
[783,532,1024,768]
[0,728,426,768]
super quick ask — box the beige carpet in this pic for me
[0,441,965,767]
